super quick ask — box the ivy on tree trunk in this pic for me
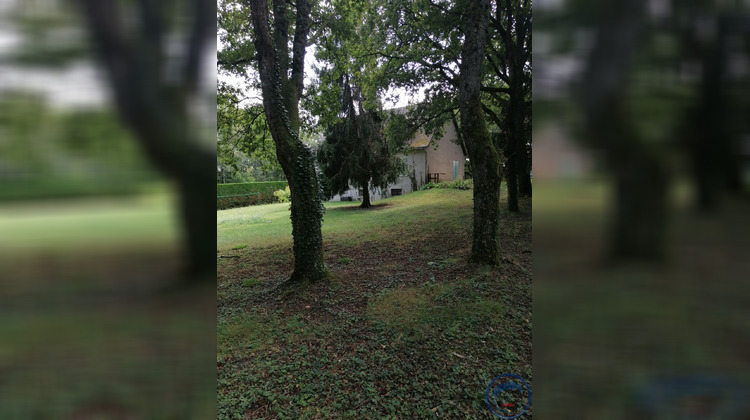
[249,0,327,284]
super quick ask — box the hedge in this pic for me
[217,181,288,210]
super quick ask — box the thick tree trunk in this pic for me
[250,0,326,285]
[518,155,532,197]
[361,178,371,208]
[76,0,215,285]
[175,163,216,281]
[459,0,501,266]
[610,156,669,261]
[506,151,519,212]
[288,153,327,283]
[581,0,672,262]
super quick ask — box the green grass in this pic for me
[0,190,214,419]
[217,189,473,252]
[533,179,750,418]
[0,192,177,254]
[0,306,215,419]
[217,189,532,419]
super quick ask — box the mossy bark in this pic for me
[458,0,501,266]
[251,0,326,284]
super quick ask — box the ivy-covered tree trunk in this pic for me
[250,0,327,284]
[361,178,371,208]
[459,0,501,266]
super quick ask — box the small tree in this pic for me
[317,90,405,208]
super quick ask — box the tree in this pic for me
[74,0,215,282]
[308,0,406,208]
[374,0,522,264]
[246,0,327,284]
[317,83,406,208]
[485,0,532,209]
[458,0,503,265]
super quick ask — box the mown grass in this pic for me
[0,192,177,254]
[0,191,214,419]
[217,189,473,252]
[217,189,532,418]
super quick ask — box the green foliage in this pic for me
[217,182,288,210]
[0,91,158,202]
[273,186,291,203]
[317,109,407,199]
[217,83,284,182]
[420,179,473,191]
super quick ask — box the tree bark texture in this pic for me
[459,0,502,266]
[250,0,327,284]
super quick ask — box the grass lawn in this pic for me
[533,179,750,418]
[0,192,215,419]
[217,189,532,418]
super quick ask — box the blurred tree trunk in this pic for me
[459,0,502,266]
[76,0,215,282]
[581,0,670,261]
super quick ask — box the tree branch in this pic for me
[291,0,311,100]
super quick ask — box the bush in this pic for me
[217,181,288,210]
[419,179,473,191]
[273,186,291,203]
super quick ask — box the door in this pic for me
[453,161,459,180]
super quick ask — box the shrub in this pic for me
[273,186,291,203]
[217,181,288,210]
[419,179,473,191]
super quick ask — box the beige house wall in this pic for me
[424,122,465,182]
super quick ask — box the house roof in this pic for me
[384,105,434,149]
[409,131,432,149]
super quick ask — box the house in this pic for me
[331,120,466,202]
[532,121,594,180]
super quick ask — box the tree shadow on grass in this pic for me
[327,202,394,212]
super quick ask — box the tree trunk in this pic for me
[506,151,519,212]
[288,152,327,283]
[76,0,215,285]
[581,0,672,262]
[610,156,669,261]
[459,0,501,266]
[175,163,216,281]
[361,178,371,208]
[518,144,532,197]
[250,0,326,285]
